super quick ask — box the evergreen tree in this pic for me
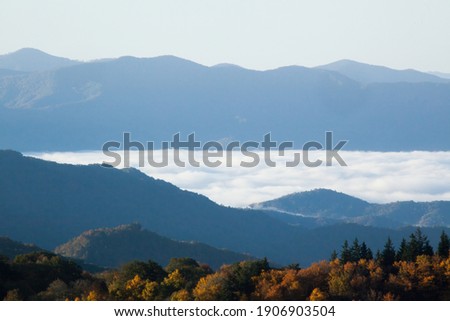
[437,231,450,258]
[340,240,352,264]
[409,228,433,260]
[380,237,396,267]
[375,250,382,262]
[396,238,409,261]
[396,229,434,262]
[330,250,338,261]
[350,238,361,262]
[360,242,373,260]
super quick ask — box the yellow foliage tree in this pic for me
[309,287,327,301]
[86,290,100,301]
[170,289,192,301]
[162,269,186,292]
[141,281,160,301]
[193,273,227,301]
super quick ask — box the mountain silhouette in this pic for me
[317,59,447,84]
[252,189,450,228]
[1,150,450,265]
[55,223,254,269]
[1,49,450,151]
[0,150,301,264]
[0,48,80,72]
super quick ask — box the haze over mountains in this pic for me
[1,49,450,267]
[0,150,301,264]
[317,60,447,84]
[0,48,80,72]
[1,150,449,266]
[1,48,450,151]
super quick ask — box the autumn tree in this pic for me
[164,258,212,291]
[108,260,166,300]
[194,259,269,301]
[193,272,229,300]
[309,287,327,301]
[252,269,294,300]
[388,255,446,300]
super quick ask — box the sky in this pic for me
[30,151,450,207]
[1,0,450,72]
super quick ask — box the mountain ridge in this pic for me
[0,150,302,264]
[1,49,450,151]
[0,48,80,72]
[1,150,450,265]
[251,189,450,228]
[55,223,254,269]
[316,59,448,84]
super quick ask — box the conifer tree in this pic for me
[340,240,352,264]
[381,237,396,267]
[437,231,450,258]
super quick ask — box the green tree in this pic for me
[409,228,433,260]
[396,230,434,262]
[396,238,409,261]
[340,240,352,264]
[225,259,270,300]
[380,237,396,267]
[119,260,167,284]
[359,242,373,260]
[350,239,361,262]
[437,231,450,258]
[109,260,166,300]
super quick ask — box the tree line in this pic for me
[1,229,449,301]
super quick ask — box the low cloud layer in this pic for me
[29,150,450,207]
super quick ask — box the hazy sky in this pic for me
[1,0,450,72]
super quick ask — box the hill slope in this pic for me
[2,150,450,266]
[0,150,301,264]
[0,237,44,258]
[1,51,450,151]
[0,48,80,72]
[317,60,447,84]
[55,224,254,269]
[251,189,450,228]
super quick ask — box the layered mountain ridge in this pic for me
[1,49,450,151]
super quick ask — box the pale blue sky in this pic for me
[1,0,449,72]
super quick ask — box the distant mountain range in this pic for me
[1,150,450,265]
[250,189,450,228]
[429,71,450,80]
[0,48,80,72]
[55,224,253,269]
[317,60,447,84]
[1,48,450,151]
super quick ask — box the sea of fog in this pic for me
[27,150,450,207]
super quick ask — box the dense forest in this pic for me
[1,229,449,301]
